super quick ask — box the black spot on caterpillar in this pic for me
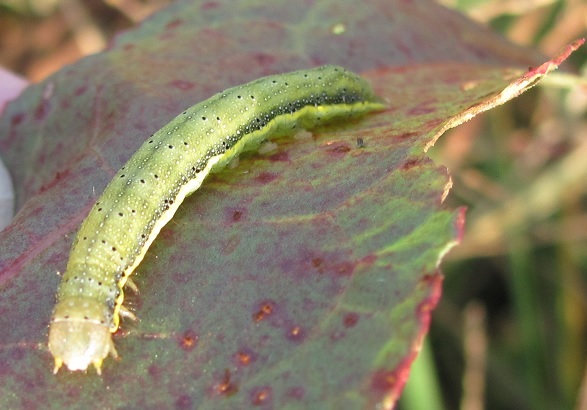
[48,65,386,374]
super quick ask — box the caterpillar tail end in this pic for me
[48,297,117,375]
[52,355,108,375]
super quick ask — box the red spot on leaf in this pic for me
[368,349,422,406]
[169,80,196,91]
[11,112,25,126]
[234,348,257,366]
[256,172,278,184]
[343,312,359,328]
[253,53,276,66]
[360,253,378,267]
[158,225,176,241]
[311,257,323,270]
[400,158,421,170]
[201,1,220,10]
[148,364,163,379]
[425,118,443,128]
[215,369,239,396]
[74,85,87,96]
[232,209,243,222]
[238,352,251,365]
[287,386,305,400]
[34,99,50,121]
[397,131,418,139]
[333,261,354,276]
[308,255,355,276]
[286,325,305,342]
[178,330,198,351]
[60,99,71,110]
[268,151,289,162]
[408,102,437,115]
[250,386,272,406]
[370,369,398,394]
[326,143,351,155]
[253,300,275,322]
[39,169,70,194]
[165,18,184,30]
[174,394,192,409]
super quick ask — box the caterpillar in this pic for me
[48,65,386,374]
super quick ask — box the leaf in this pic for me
[0,0,581,408]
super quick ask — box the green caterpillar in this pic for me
[48,65,385,374]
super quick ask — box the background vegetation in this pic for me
[406,1,587,409]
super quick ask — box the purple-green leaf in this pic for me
[0,0,581,408]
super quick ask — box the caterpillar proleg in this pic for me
[48,65,385,374]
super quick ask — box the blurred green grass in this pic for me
[402,1,587,409]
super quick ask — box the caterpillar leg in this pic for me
[125,277,139,294]
[53,357,63,375]
[92,342,118,375]
[118,304,137,321]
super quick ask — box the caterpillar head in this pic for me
[48,297,117,375]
